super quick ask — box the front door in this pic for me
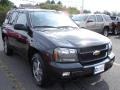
[86,15,97,32]
[13,12,29,56]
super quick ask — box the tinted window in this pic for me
[96,15,103,22]
[72,15,88,22]
[16,13,27,25]
[30,11,78,28]
[111,17,116,20]
[9,12,18,25]
[88,15,96,22]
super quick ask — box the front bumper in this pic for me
[49,52,115,78]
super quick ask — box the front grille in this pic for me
[78,44,108,65]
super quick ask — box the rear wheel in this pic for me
[31,53,48,87]
[114,28,118,35]
[3,37,13,56]
[103,28,109,37]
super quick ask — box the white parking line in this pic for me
[114,63,120,66]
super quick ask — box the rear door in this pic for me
[86,15,97,31]
[2,11,19,48]
[96,15,104,33]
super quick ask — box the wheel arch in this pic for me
[104,26,110,31]
[28,46,39,62]
[2,32,6,41]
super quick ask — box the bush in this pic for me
[0,12,7,26]
[0,5,10,26]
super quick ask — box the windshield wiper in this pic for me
[33,25,57,28]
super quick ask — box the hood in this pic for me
[36,28,110,48]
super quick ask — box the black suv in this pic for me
[1,9,115,86]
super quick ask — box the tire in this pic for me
[3,37,13,56]
[114,28,118,35]
[103,28,109,37]
[31,53,48,87]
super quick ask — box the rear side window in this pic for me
[88,15,96,22]
[16,13,27,26]
[9,12,18,25]
[96,15,103,22]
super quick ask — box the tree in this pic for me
[51,0,55,4]
[103,10,111,16]
[57,1,62,5]
[0,0,13,25]
[0,0,13,6]
[38,1,80,14]
[117,13,120,17]
[111,12,117,16]
[83,10,91,13]
[94,11,101,14]
[46,0,51,4]
[67,7,80,14]
[39,3,63,10]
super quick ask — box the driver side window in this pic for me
[16,13,27,26]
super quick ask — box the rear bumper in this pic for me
[48,52,115,78]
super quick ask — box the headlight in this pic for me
[53,48,78,62]
[108,42,112,55]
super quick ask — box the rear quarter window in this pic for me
[96,15,103,22]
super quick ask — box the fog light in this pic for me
[62,72,70,77]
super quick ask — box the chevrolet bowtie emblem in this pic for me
[93,50,101,56]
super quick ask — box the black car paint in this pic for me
[1,9,115,79]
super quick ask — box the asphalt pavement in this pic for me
[0,28,120,90]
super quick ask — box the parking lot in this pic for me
[0,28,120,90]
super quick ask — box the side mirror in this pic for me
[14,24,27,31]
[87,19,94,23]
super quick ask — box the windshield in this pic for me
[72,15,88,22]
[30,11,78,28]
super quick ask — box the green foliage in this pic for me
[51,0,55,4]
[0,12,6,25]
[0,0,13,25]
[94,11,101,14]
[67,7,80,14]
[103,10,111,15]
[83,10,91,14]
[39,3,63,10]
[46,0,51,4]
[57,1,62,5]
[38,2,80,14]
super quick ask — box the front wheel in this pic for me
[103,28,109,37]
[31,53,48,87]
